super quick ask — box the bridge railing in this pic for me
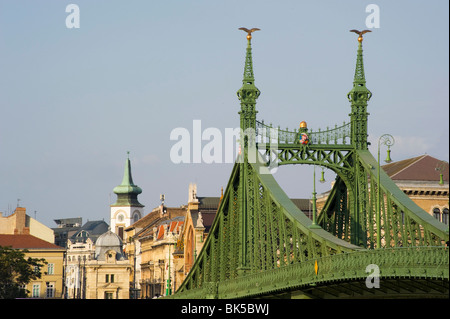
[167,246,448,299]
[217,246,449,298]
[256,120,351,145]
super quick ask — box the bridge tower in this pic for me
[236,28,261,275]
[348,32,372,150]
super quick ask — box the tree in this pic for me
[0,246,47,299]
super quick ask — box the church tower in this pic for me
[110,152,144,240]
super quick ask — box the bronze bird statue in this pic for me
[239,27,260,40]
[350,29,371,42]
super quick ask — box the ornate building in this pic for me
[84,230,132,299]
[64,232,95,299]
[176,184,221,278]
[125,204,186,298]
[123,183,222,298]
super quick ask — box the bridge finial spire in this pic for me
[348,29,372,150]
[237,27,261,132]
[349,29,371,87]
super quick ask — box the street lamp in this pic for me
[435,161,447,185]
[319,167,326,184]
[377,134,394,248]
[309,165,322,229]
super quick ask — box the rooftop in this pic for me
[0,234,64,250]
[382,155,449,183]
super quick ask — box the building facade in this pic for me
[64,233,95,299]
[125,204,186,298]
[122,184,222,298]
[0,234,65,298]
[382,155,449,224]
[84,230,132,299]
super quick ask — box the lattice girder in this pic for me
[319,150,449,248]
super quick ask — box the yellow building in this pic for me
[123,184,221,298]
[0,207,54,243]
[126,205,186,298]
[0,234,65,298]
[84,230,132,299]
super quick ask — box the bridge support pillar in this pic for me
[204,282,219,299]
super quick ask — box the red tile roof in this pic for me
[382,155,449,182]
[0,234,63,250]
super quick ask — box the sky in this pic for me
[0,0,448,229]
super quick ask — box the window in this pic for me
[46,282,55,298]
[32,284,40,298]
[443,208,449,225]
[105,274,115,283]
[433,208,441,221]
[105,292,113,299]
[47,263,54,275]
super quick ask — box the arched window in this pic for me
[132,210,141,223]
[442,208,449,225]
[433,207,441,221]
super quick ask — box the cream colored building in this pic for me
[64,233,95,299]
[133,207,186,298]
[0,207,54,243]
[84,230,132,299]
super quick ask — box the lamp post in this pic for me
[377,134,394,248]
[166,241,172,296]
[435,161,447,185]
[309,165,322,229]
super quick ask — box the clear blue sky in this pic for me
[1,0,448,228]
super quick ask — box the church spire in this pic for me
[348,30,372,150]
[111,152,144,207]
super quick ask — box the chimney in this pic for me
[14,207,27,234]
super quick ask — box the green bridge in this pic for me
[167,29,449,299]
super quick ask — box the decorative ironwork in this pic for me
[256,120,351,145]
[167,28,449,299]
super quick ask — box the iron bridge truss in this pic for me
[167,29,449,299]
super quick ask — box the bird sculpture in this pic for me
[350,29,371,42]
[239,27,260,40]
